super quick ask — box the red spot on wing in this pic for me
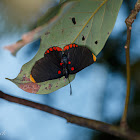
[56,47,59,51]
[69,44,73,48]
[73,44,76,47]
[68,61,71,64]
[60,63,63,66]
[64,44,78,50]
[56,47,62,51]
[71,67,74,71]
[53,47,56,50]
[49,48,53,51]
[45,50,50,54]
[59,48,62,51]
[64,45,69,51]
[45,47,62,54]
[58,70,61,74]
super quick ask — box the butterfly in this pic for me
[30,44,96,94]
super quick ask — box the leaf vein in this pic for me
[72,0,108,43]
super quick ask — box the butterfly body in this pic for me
[60,53,69,78]
[30,44,96,83]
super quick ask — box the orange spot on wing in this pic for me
[92,53,96,61]
[30,74,36,83]
[76,45,78,47]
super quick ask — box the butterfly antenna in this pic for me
[68,77,72,95]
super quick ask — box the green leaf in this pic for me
[59,0,67,3]
[8,0,123,94]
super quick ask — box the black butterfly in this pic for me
[30,44,96,94]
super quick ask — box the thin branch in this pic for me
[121,26,131,128]
[0,91,140,140]
[121,0,140,128]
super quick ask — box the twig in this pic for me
[0,91,140,140]
[120,0,140,128]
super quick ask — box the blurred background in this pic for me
[0,0,140,140]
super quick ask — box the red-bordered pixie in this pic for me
[30,44,96,83]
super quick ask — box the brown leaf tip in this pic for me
[19,83,41,93]
[22,75,30,81]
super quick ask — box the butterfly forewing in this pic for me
[64,46,95,74]
[31,47,63,83]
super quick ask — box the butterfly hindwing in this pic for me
[64,44,96,74]
[31,47,63,83]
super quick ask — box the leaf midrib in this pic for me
[72,0,108,43]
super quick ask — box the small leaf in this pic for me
[8,0,123,94]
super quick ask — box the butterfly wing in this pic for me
[30,47,63,83]
[64,44,96,74]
